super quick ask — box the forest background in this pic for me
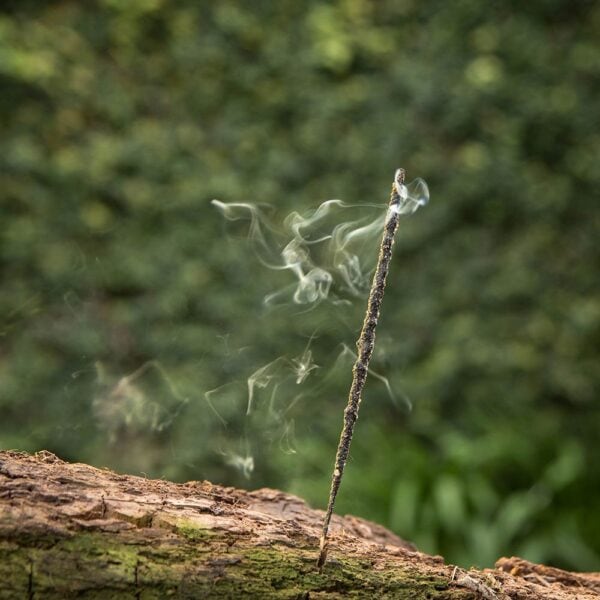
[1,0,598,571]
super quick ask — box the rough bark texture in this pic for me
[0,451,598,599]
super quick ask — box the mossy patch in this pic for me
[176,519,219,542]
[0,531,476,599]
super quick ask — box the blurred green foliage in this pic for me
[1,0,599,570]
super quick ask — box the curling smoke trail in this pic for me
[209,174,428,482]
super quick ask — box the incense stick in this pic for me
[317,168,407,569]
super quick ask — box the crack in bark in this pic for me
[28,559,34,600]
[134,559,141,600]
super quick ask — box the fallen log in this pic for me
[0,451,598,599]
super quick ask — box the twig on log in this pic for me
[318,168,408,568]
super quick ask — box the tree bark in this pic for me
[0,451,598,599]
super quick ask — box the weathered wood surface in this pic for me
[0,451,598,599]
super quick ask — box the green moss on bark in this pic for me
[0,532,476,599]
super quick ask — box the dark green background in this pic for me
[1,0,599,570]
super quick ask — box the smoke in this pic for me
[204,180,428,476]
[224,452,255,479]
[330,343,412,411]
[212,198,384,306]
[212,179,428,307]
[92,360,189,442]
[392,177,430,216]
[82,178,427,480]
